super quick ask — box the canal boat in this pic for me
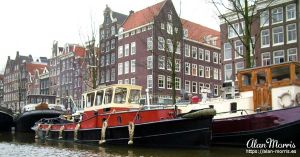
[32,84,216,148]
[15,95,66,132]
[0,106,14,131]
[179,62,300,146]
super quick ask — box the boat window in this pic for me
[114,88,127,104]
[129,89,141,104]
[86,93,95,107]
[104,88,113,104]
[257,71,267,85]
[95,90,104,106]
[271,65,290,82]
[295,64,300,81]
[241,73,252,86]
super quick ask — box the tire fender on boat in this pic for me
[58,125,64,139]
[278,92,294,108]
[74,123,80,141]
[34,124,41,139]
[128,122,135,145]
[45,124,52,139]
[99,120,108,144]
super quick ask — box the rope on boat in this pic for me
[45,124,52,139]
[99,120,108,144]
[74,123,80,141]
[58,125,64,139]
[34,124,41,139]
[128,121,135,145]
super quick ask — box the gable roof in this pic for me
[122,0,166,31]
[26,63,47,75]
[181,19,221,48]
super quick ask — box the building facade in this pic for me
[220,0,299,88]
[100,0,221,104]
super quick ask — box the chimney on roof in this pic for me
[129,10,134,15]
[8,56,10,60]
[36,59,40,62]
[16,51,19,56]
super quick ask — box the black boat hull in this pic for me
[0,110,14,131]
[37,117,213,148]
[16,110,63,132]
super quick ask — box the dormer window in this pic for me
[184,29,188,38]
[168,12,172,21]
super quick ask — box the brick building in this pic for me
[220,0,299,89]
[99,0,221,104]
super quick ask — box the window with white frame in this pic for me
[213,52,218,63]
[175,77,181,90]
[118,46,123,58]
[111,26,115,36]
[147,56,153,69]
[106,54,110,66]
[147,37,153,50]
[184,29,188,38]
[286,4,296,21]
[199,83,204,93]
[118,80,123,84]
[147,75,153,88]
[185,62,190,75]
[124,61,129,74]
[111,53,115,64]
[124,79,129,84]
[214,68,218,80]
[175,59,180,72]
[111,39,115,49]
[131,42,136,55]
[106,41,110,52]
[192,64,197,76]
[192,46,197,59]
[185,80,190,93]
[272,7,283,24]
[214,85,218,96]
[228,22,244,38]
[273,50,284,64]
[192,82,197,94]
[118,63,123,75]
[198,48,204,60]
[219,69,222,81]
[168,13,172,21]
[205,67,210,78]
[262,52,271,66]
[100,56,104,67]
[287,23,297,43]
[158,55,165,69]
[261,29,270,47]
[125,44,129,56]
[198,65,204,77]
[158,75,165,88]
[167,39,173,52]
[101,43,105,52]
[167,22,173,34]
[260,10,269,27]
[158,37,165,50]
[224,64,232,81]
[131,60,136,73]
[111,68,115,81]
[166,57,171,71]
[224,43,232,60]
[176,42,181,54]
[235,62,244,74]
[161,23,165,29]
[131,78,136,85]
[100,71,104,83]
[205,50,210,62]
[273,26,284,45]
[167,76,172,89]
[235,40,243,58]
[106,70,110,82]
[288,48,297,61]
[185,44,190,57]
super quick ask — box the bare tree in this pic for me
[210,0,274,68]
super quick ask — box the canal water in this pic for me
[0,131,297,157]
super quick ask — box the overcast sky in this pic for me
[0,0,219,73]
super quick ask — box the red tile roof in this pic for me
[122,0,166,31]
[181,19,221,48]
[26,63,47,75]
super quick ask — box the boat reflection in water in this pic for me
[33,84,216,148]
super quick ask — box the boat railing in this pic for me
[216,109,254,116]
